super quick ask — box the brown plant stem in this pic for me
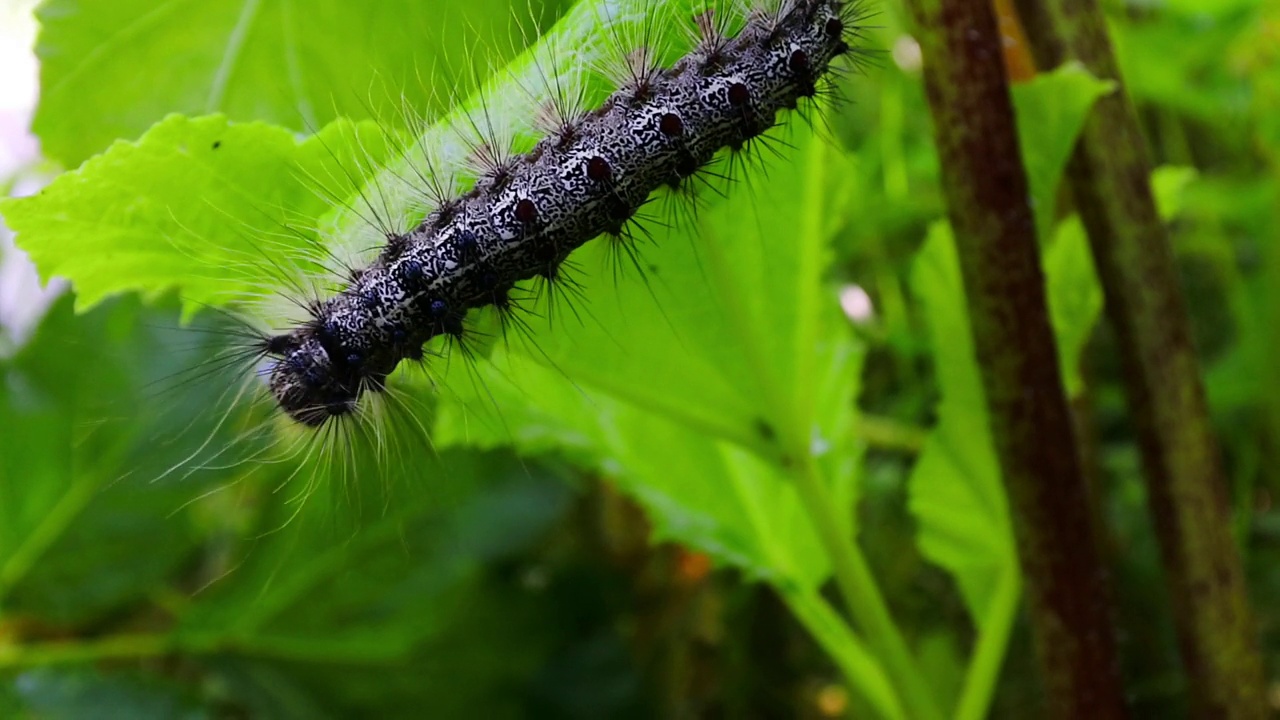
[903,0,1128,716]
[1010,1,1268,716]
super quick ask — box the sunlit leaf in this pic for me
[433,128,863,593]
[1,115,388,316]
[31,0,555,166]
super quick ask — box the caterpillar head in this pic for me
[266,334,361,427]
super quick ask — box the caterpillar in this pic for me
[234,0,863,429]
[3,0,869,489]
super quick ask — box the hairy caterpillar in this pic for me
[231,0,863,432]
[6,0,869,487]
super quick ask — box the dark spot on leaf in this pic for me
[755,418,776,442]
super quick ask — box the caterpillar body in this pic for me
[255,0,862,428]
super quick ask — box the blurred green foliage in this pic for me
[0,0,1277,717]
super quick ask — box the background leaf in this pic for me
[12,668,208,720]
[907,223,1015,624]
[907,215,1103,620]
[31,0,562,166]
[0,295,252,625]
[1010,62,1115,239]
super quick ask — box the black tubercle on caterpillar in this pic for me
[265,0,858,427]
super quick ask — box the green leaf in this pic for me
[11,668,209,720]
[1045,218,1104,396]
[428,128,862,588]
[424,130,888,712]
[1011,62,1115,239]
[1,114,388,316]
[1043,165,1186,398]
[906,214,1102,719]
[0,295,253,624]
[1151,165,1198,221]
[31,0,553,166]
[177,451,571,662]
[203,581,565,719]
[908,223,1014,625]
[908,213,1103,612]
[4,0,705,320]
[1113,13,1257,127]
[166,452,580,716]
